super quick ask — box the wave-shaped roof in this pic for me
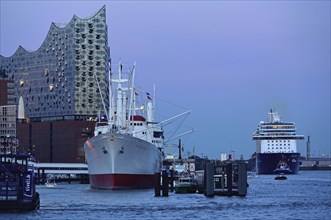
[1,5,105,58]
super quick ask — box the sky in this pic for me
[0,0,330,159]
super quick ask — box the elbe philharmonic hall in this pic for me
[0,6,110,163]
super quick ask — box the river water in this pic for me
[1,171,330,219]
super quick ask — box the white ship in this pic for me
[252,109,304,174]
[84,63,164,189]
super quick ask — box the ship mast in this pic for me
[127,63,136,130]
[116,62,123,129]
[108,60,113,123]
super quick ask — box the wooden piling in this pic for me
[154,172,161,197]
[41,168,45,184]
[226,163,232,196]
[170,169,174,192]
[204,163,214,197]
[162,170,169,197]
[237,160,247,196]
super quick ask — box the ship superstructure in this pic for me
[252,109,304,174]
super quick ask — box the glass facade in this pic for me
[0,6,110,121]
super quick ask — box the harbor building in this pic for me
[0,105,17,154]
[0,6,109,162]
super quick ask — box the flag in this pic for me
[146,92,152,100]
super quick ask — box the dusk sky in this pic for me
[1,1,330,159]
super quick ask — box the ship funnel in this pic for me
[146,101,154,122]
[268,108,280,122]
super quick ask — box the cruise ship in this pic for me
[252,109,304,174]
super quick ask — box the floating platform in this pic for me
[155,160,248,197]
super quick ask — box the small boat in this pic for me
[247,171,258,179]
[175,174,198,194]
[275,173,287,180]
[45,179,57,188]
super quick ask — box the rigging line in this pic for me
[166,112,189,141]
[93,72,108,120]
[156,112,194,130]
[156,96,190,111]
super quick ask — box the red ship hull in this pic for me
[89,173,156,190]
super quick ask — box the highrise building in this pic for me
[0,6,110,162]
[0,6,110,122]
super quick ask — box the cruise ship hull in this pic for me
[84,132,162,190]
[256,153,300,174]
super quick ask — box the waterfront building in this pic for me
[0,6,109,162]
[0,105,17,154]
[0,6,110,121]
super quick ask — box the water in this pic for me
[1,171,330,219]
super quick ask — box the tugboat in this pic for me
[0,152,40,210]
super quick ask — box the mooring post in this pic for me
[162,170,169,197]
[170,169,174,192]
[204,162,214,197]
[237,160,247,196]
[37,168,41,184]
[154,172,161,197]
[226,162,233,196]
[42,168,45,184]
